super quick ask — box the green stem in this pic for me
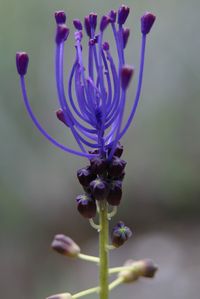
[78,253,100,263]
[99,200,109,299]
[72,286,99,298]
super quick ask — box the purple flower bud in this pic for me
[77,166,96,187]
[109,10,117,23]
[141,12,156,35]
[118,5,130,25]
[55,24,70,44]
[51,234,80,257]
[108,156,126,177]
[16,52,29,76]
[112,221,132,247]
[90,178,108,201]
[56,109,71,127]
[122,28,130,49]
[84,16,91,37]
[102,42,110,51]
[107,180,122,206]
[120,65,134,90]
[73,19,83,31]
[89,13,97,30]
[54,11,66,24]
[100,15,110,32]
[47,293,72,299]
[76,194,96,218]
[90,157,107,175]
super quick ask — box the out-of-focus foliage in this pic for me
[0,0,200,298]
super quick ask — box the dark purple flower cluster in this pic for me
[76,143,125,218]
[16,5,155,160]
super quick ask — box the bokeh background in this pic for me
[1,0,200,298]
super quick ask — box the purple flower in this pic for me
[16,6,155,160]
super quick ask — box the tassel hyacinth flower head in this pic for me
[16,5,157,299]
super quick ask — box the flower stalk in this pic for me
[99,200,109,299]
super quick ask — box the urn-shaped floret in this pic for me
[107,180,122,206]
[90,178,109,201]
[112,221,132,247]
[76,194,96,218]
[108,156,127,177]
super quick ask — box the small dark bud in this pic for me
[90,156,107,175]
[107,180,122,206]
[51,234,80,257]
[117,169,125,181]
[107,142,123,158]
[118,5,130,25]
[84,16,91,37]
[89,13,97,30]
[108,156,126,177]
[54,11,66,24]
[112,221,132,248]
[103,42,110,51]
[141,12,156,35]
[122,28,130,49]
[73,19,83,31]
[55,24,70,44]
[121,65,134,90]
[100,15,110,32]
[16,52,29,76]
[109,10,117,23]
[76,194,96,218]
[46,293,72,299]
[90,178,108,201]
[88,149,99,155]
[56,109,71,127]
[77,166,96,187]
[142,259,158,278]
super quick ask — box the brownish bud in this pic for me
[142,258,158,278]
[119,259,158,283]
[51,234,80,257]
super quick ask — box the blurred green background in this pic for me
[1,0,200,298]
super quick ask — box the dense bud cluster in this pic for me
[76,143,126,217]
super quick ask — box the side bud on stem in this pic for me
[51,234,80,257]
[119,259,158,283]
[112,221,132,248]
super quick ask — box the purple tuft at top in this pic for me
[16,5,156,159]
